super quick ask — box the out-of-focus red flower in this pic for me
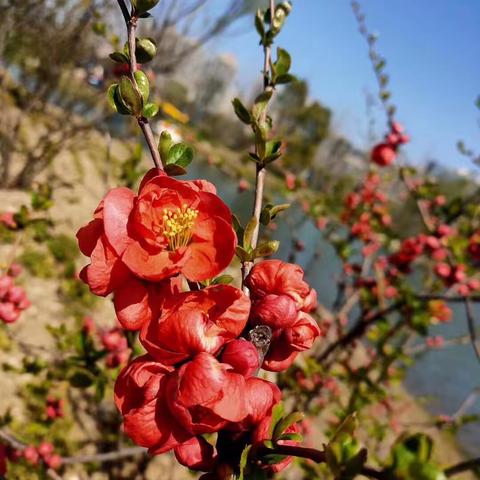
[174,436,217,472]
[165,353,248,436]
[371,143,396,167]
[0,275,30,324]
[220,339,259,378]
[285,171,296,190]
[101,327,131,368]
[468,231,480,261]
[140,285,250,365]
[114,355,191,454]
[237,179,249,193]
[0,212,17,229]
[428,301,452,323]
[23,446,39,465]
[46,397,64,420]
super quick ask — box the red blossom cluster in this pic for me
[370,121,410,167]
[0,270,30,324]
[45,397,64,420]
[100,327,131,368]
[77,170,321,474]
[23,442,62,470]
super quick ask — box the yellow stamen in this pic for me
[161,205,198,251]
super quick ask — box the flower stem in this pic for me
[116,0,163,170]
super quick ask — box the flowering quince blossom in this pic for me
[140,285,250,365]
[0,274,30,324]
[77,169,237,330]
[371,122,409,167]
[245,260,321,372]
[114,352,280,465]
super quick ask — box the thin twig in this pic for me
[242,0,275,292]
[116,0,162,170]
[464,297,480,362]
[444,457,480,477]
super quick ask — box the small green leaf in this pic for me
[252,240,279,259]
[167,143,194,168]
[277,432,303,442]
[109,51,129,63]
[134,70,149,104]
[255,9,265,39]
[142,102,159,118]
[272,411,304,440]
[212,274,234,285]
[252,91,273,121]
[164,163,187,176]
[119,75,142,115]
[107,84,119,111]
[112,84,132,115]
[238,444,252,480]
[243,216,258,250]
[132,0,159,14]
[235,246,251,263]
[159,131,174,164]
[268,403,284,437]
[274,47,291,77]
[270,203,290,218]
[136,37,157,63]
[232,98,252,124]
[68,368,95,388]
[275,73,295,84]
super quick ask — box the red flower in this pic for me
[174,436,217,472]
[285,311,322,351]
[165,353,248,436]
[246,260,320,372]
[77,170,237,327]
[221,339,259,378]
[371,143,396,167]
[246,260,317,313]
[140,285,250,365]
[114,355,191,454]
[239,378,281,428]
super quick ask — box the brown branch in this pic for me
[317,302,402,363]
[444,457,480,477]
[116,0,162,170]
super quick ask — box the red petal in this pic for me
[122,240,187,281]
[114,277,152,330]
[77,218,103,256]
[183,217,236,281]
[103,187,136,256]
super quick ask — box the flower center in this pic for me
[162,204,198,251]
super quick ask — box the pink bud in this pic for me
[38,442,54,458]
[23,446,39,465]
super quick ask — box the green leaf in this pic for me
[159,131,174,164]
[167,143,194,168]
[132,0,159,14]
[238,444,252,480]
[119,75,142,115]
[107,84,119,111]
[235,246,251,263]
[142,102,159,118]
[68,368,95,388]
[136,37,157,63]
[252,240,279,259]
[270,203,290,218]
[109,51,129,63]
[232,98,252,124]
[252,91,273,121]
[212,274,234,285]
[274,47,291,77]
[268,403,284,437]
[243,216,258,250]
[272,411,304,440]
[164,163,187,176]
[134,70,149,104]
[275,73,295,84]
[113,84,133,115]
[277,432,303,442]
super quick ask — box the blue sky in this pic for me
[212,0,480,170]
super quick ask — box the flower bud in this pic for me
[221,339,259,378]
[251,294,298,329]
